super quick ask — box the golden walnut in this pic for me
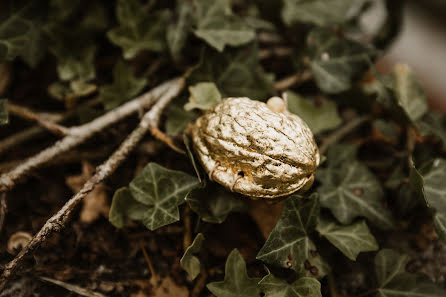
[191,97,320,199]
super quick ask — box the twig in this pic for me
[6,103,70,136]
[183,206,192,250]
[0,97,102,156]
[149,126,185,155]
[139,241,158,281]
[259,47,292,60]
[0,77,185,289]
[0,78,180,192]
[0,193,6,235]
[274,70,313,92]
[319,115,371,155]
[39,276,107,297]
[191,268,208,297]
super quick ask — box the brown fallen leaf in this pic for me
[66,161,109,224]
[248,200,284,239]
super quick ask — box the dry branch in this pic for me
[0,78,180,192]
[0,77,185,289]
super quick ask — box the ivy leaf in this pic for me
[193,0,255,52]
[165,96,197,135]
[129,163,200,230]
[418,111,446,149]
[180,233,205,280]
[316,217,379,261]
[100,60,147,110]
[186,182,247,224]
[375,249,446,297]
[107,0,169,59]
[185,82,222,111]
[317,147,394,229]
[47,27,96,81]
[188,43,275,101]
[259,270,322,297]
[167,1,195,62]
[286,91,342,135]
[0,99,8,125]
[282,0,356,26]
[374,249,409,288]
[307,28,375,94]
[0,1,46,67]
[390,64,428,123]
[207,249,261,297]
[410,159,446,241]
[109,187,146,228]
[257,195,329,277]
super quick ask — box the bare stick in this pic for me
[0,77,185,289]
[319,115,371,155]
[0,193,6,234]
[39,276,107,297]
[274,70,312,92]
[149,126,185,155]
[6,102,70,136]
[0,97,102,156]
[0,78,180,192]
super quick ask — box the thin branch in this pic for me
[0,97,102,156]
[149,126,185,155]
[0,193,6,234]
[0,78,180,192]
[319,115,371,155]
[39,276,107,297]
[0,77,185,289]
[274,70,312,92]
[139,241,158,281]
[6,102,70,136]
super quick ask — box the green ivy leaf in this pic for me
[100,60,147,110]
[0,1,46,67]
[307,28,375,94]
[128,162,200,230]
[282,0,356,26]
[207,249,261,297]
[193,0,255,52]
[259,270,322,297]
[375,249,446,297]
[109,187,146,228]
[410,159,446,241]
[165,96,197,135]
[286,91,342,135]
[180,233,205,280]
[107,0,169,59]
[185,82,222,111]
[186,183,247,224]
[167,1,195,62]
[257,195,329,277]
[188,43,275,101]
[317,147,394,229]
[418,111,446,149]
[390,64,428,123]
[316,217,378,261]
[0,99,8,125]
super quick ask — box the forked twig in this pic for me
[0,77,185,290]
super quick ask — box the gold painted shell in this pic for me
[191,97,320,199]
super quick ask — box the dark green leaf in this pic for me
[186,182,247,224]
[109,187,147,228]
[307,28,375,94]
[373,119,400,141]
[257,195,329,277]
[185,82,221,111]
[375,249,446,297]
[100,60,147,110]
[316,217,378,261]
[107,0,169,59]
[129,162,200,230]
[325,143,358,168]
[259,269,322,297]
[418,111,446,148]
[282,0,356,26]
[180,233,205,280]
[167,1,195,62]
[207,249,261,297]
[193,0,255,52]
[165,97,197,135]
[0,99,8,125]
[0,1,46,67]
[188,43,275,100]
[286,91,342,135]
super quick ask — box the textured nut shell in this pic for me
[192,97,320,199]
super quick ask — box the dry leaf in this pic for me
[66,161,109,224]
[248,200,284,238]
